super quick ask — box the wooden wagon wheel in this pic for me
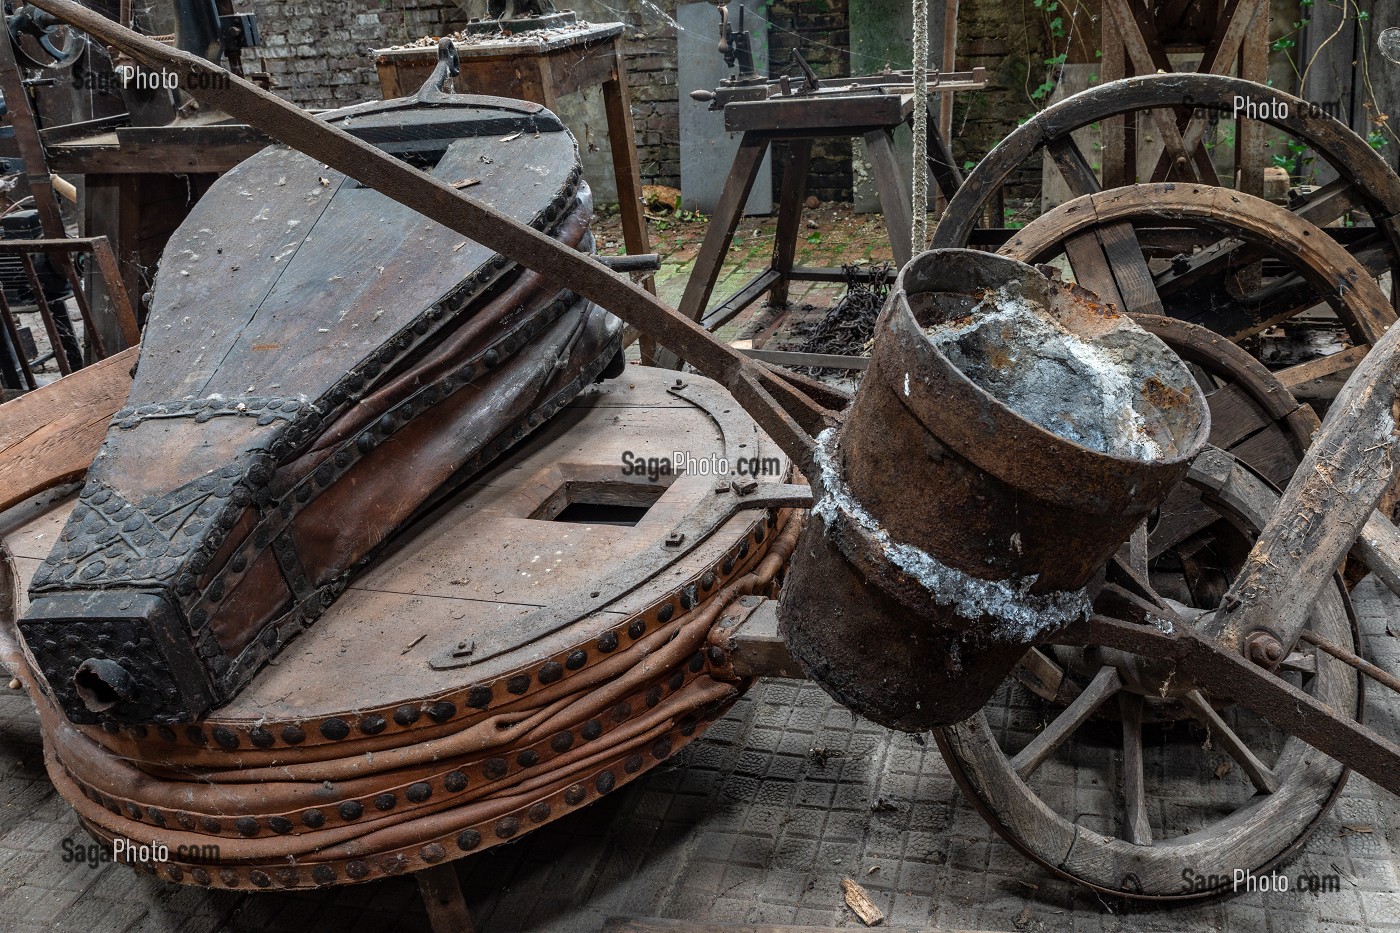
[936,448,1360,900]
[931,74,1400,387]
[932,186,1396,898]
[934,321,1356,900]
[996,182,1397,403]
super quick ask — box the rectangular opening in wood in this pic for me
[530,480,666,527]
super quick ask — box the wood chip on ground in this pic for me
[841,877,884,926]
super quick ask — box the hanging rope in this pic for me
[911,0,930,258]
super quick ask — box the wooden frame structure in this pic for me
[1098,0,1272,194]
[668,69,985,372]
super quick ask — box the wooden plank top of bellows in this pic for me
[373,22,624,61]
[2,367,790,721]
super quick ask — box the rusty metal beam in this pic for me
[1067,614,1400,797]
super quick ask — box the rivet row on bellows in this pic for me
[81,662,710,837]
[89,717,712,890]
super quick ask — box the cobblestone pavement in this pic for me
[2,578,1398,932]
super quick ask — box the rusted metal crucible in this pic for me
[779,250,1210,731]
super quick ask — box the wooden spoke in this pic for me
[1280,651,1317,674]
[1064,232,1127,309]
[1098,226,1167,316]
[1275,346,1370,397]
[1291,179,1366,226]
[1215,241,1391,344]
[1145,491,1217,562]
[1182,689,1280,794]
[1057,215,1166,317]
[1014,647,1070,703]
[1011,665,1122,781]
[1155,183,1367,309]
[1154,235,1251,296]
[1127,520,1149,579]
[1118,692,1153,846]
[1046,136,1101,197]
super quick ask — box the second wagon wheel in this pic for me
[936,447,1360,900]
[931,186,1390,899]
[992,181,1397,394]
[930,74,1400,391]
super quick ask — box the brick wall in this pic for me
[766,0,852,202]
[236,0,463,107]
[235,0,1082,203]
[572,0,682,190]
[952,0,1054,199]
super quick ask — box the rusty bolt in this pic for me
[664,532,686,549]
[714,480,731,494]
[1245,631,1285,667]
[731,478,758,496]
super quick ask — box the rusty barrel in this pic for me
[779,250,1210,731]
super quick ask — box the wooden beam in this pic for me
[0,346,136,513]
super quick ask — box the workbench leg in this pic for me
[603,44,658,364]
[659,132,770,369]
[865,128,914,268]
[924,103,964,205]
[416,863,477,933]
[603,48,652,285]
[769,139,813,310]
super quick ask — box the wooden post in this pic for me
[935,0,959,215]
[768,140,813,309]
[416,864,477,933]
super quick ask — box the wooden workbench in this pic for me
[373,23,652,291]
[42,120,269,349]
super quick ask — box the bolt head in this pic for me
[1245,632,1285,667]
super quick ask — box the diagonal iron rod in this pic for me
[28,0,833,472]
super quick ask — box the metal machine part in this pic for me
[449,0,577,35]
[717,2,758,83]
[6,3,85,69]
